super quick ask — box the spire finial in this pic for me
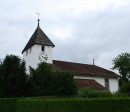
[36,12,40,26]
[93,59,95,65]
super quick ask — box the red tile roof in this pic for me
[53,60,119,78]
[75,79,107,90]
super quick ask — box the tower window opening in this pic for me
[42,46,44,51]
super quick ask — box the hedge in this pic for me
[0,98,17,112]
[0,98,130,112]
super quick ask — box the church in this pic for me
[22,19,119,93]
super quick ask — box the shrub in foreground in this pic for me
[16,98,130,112]
[77,88,112,98]
[0,97,130,112]
[0,98,17,112]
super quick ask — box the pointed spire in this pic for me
[22,17,55,53]
[38,19,40,27]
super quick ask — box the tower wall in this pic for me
[23,44,53,73]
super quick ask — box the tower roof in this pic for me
[22,21,55,53]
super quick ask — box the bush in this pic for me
[0,98,17,112]
[77,88,112,98]
[1,97,130,112]
[119,82,130,96]
[16,98,130,112]
[112,91,128,97]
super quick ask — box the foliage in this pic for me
[0,97,129,112]
[0,98,17,112]
[54,71,77,95]
[29,62,77,96]
[119,82,130,96]
[77,88,112,98]
[112,52,130,82]
[0,55,77,97]
[112,91,129,98]
[0,55,29,97]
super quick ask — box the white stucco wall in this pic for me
[74,76,119,93]
[109,78,119,93]
[23,44,53,73]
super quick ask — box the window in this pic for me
[105,79,109,89]
[41,46,44,51]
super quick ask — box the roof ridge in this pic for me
[53,60,93,66]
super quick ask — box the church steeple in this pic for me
[22,19,55,53]
[22,18,54,73]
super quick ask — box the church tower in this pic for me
[22,19,55,73]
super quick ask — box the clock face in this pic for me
[38,52,48,62]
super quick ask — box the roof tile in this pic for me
[53,60,119,78]
[76,79,107,90]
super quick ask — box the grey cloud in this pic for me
[51,4,130,71]
[0,0,130,73]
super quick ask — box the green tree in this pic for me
[29,62,77,96]
[0,55,29,97]
[55,71,77,95]
[29,62,53,96]
[112,53,130,82]
[119,82,130,96]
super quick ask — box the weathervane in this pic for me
[36,12,40,26]
[36,12,40,20]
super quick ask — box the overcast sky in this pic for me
[0,0,130,72]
